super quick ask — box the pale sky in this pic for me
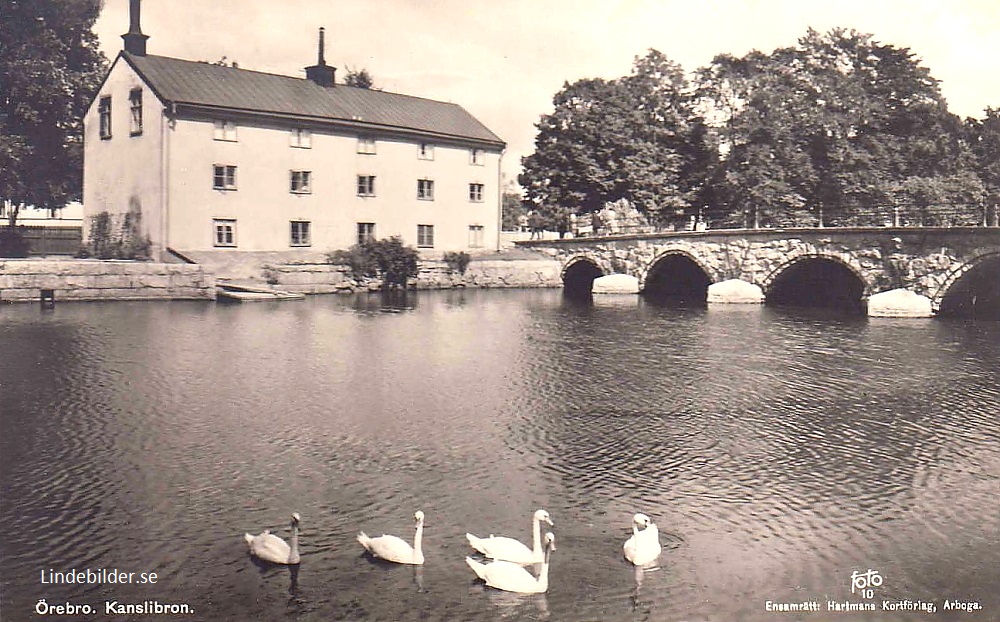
[93,0,1000,185]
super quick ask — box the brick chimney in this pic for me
[305,28,336,87]
[121,0,149,56]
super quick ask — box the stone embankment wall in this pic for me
[260,257,563,293]
[0,255,563,303]
[0,260,214,302]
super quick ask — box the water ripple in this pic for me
[1,295,997,622]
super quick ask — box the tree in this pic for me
[966,108,1000,225]
[0,0,108,227]
[501,189,526,231]
[520,50,711,229]
[697,48,818,227]
[343,67,376,89]
[695,28,980,228]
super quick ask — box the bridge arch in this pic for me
[640,249,716,301]
[762,252,870,312]
[561,255,606,296]
[934,251,1000,318]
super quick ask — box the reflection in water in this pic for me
[351,289,419,314]
[482,589,550,621]
[0,291,997,622]
[288,563,300,595]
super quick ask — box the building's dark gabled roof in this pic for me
[121,52,505,148]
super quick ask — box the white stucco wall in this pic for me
[165,115,502,255]
[83,55,504,260]
[82,55,165,256]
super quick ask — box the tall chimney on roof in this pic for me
[121,0,149,56]
[305,27,336,87]
[318,26,327,65]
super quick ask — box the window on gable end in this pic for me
[129,88,142,136]
[99,96,112,139]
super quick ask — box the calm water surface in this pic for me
[1,290,998,622]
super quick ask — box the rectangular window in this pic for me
[290,170,312,194]
[357,222,376,245]
[290,221,311,247]
[290,128,312,148]
[468,225,485,248]
[99,96,112,139]
[129,88,142,136]
[470,148,484,165]
[417,224,434,248]
[417,179,435,201]
[357,175,376,197]
[357,136,376,154]
[418,142,435,160]
[469,183,484,202]
[213,165,237,190]
[213,219,236,247]
[213,120,237,142]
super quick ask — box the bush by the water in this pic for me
[443,251,471,275]
[327,236,419,290]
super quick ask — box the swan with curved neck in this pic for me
[623,513,661,566]
[466,532,556,593]
[357,511,425,565]
[245,513,301,565]
[466,509,553,564]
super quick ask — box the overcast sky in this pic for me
[93,0,1000,185]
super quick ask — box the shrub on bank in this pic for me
[327,236,419,291]
[443,251,471,275]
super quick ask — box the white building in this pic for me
[83,1,505,263]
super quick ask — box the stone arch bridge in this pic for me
[518,227,1000,317]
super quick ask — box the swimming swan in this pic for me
[466,509,553,564]
[357,510,425,565]
[623,513,661,566]
[466,532,555,594]
[245,513,301,565]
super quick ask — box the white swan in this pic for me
[245,513,301,565]
[357,510,425,565]
[623,513,661,566]
[466,509,553,564]
[466,532,555,594]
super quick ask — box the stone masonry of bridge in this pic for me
[519,227,1000,310]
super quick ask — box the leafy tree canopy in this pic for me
[519,49,712,229]
[695,28,982,227]
[522,28,994,231]
[0,0,108,225]
[966,107,1000,223]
